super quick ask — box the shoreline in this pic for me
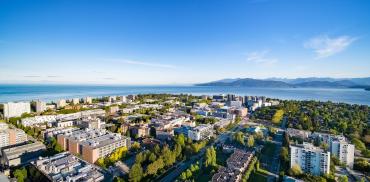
[0,85,369,106]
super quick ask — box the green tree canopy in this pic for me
[247,135,255,148]
[204,146,217,168]
[14,167,27,182]
[272,109,284,124]
[129,163,143,182]
[288,165,302,176]
[233,132,245,146]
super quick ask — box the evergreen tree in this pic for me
[13,167,27,182]
[233,132,245,146]
[204,147,217,167]
[175,134,186,147]
[247,135,255,148]
[129,163,143,182]
[148,152,157,162]
[180,172,187,181]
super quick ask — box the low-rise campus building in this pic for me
[0,141,46,167]
[57,129,131,163]
[188,124,213,141]
[33,152,105,182]
[0,123,27,148]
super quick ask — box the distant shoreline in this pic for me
[0,85,369,105]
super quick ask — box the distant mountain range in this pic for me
[196,77,370,90]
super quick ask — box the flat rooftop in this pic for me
[34,152,104,182]
[62,129,129,149]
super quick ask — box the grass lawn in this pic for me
[259,142,277,171]
[261,142,276,157]
[193,166,216,182]
[196,172,213,182]
[216,149,231,166]
[248,171,268,182]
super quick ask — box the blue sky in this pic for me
[0,0,369,85]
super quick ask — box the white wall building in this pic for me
[108,96,116,102]
[118,96,127,103]
[56,120,74,128]
[33,152,104,182]
[2,102,30,118]
[290,143,330,176]
[35,100,47,113]
[72,98,80,105]
[21,115,57,126]
[84,97,93,104]
[57,99,67,108]
[226,101,243,108]
[330,136,355,168]
[188,124,213,141]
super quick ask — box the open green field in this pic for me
[248,171,268,182]
[216,149,231,166]
[261,142,276,157]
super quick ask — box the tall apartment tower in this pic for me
[72,98,80,105]
[226,94,236,102]
[2,102,31,118]
[84,97,93,104]
[57,99,67,108]
[290,143,330,176]
[118,96,127,103]
[330,136,355,168]
[35,100,47,113]
[108,96,116,102]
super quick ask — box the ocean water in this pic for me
[0,84,369,105]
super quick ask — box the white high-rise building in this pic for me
[84,97,92,104]
[35,100,47,113]
[290,143,330,176]
[2,102,31,118]
[108,96,116,102]
[118,96,127,103]
[330,136,355,168]
[72,98,80,105]
[57,99,67,108]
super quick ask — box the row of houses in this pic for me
[212,150,255,182]
[0,95,137,119]
[20,109,105,126]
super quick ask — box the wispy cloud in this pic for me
[304,35,357,59]
[246,50,278,65]
[103,77,115,80]
[103,58,176,69]
[122,60,176,68]
[24,75,41,78]
[47,75,61,78]
[92,70,105,74]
